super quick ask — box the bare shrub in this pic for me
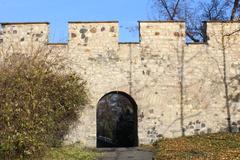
[0,47,88,159]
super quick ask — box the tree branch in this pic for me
[230,0,239,20]
[160,0,174,20]
[186,32,200,42]
[172,0,181,19]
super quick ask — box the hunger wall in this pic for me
[0,21,239,147]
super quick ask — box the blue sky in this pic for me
[0,0,153,42]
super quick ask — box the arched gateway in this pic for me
[97,91,138,148]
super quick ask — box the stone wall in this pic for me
[0,21,240,147]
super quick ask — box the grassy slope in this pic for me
[153,133,240,160]
[42,133,240,160]
[43,143,101,160]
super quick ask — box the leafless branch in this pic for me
[231,0,240,20]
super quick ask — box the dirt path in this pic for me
[97,148,154,160]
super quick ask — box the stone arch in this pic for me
[97,91,138,148]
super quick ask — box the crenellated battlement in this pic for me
[1,20,240,47]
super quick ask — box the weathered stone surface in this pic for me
[90,27,97,33]
[71,33,77,38]
[0,21,240,148]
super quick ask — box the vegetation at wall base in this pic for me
[43,142,100,160]
[0,48,88,159]
[153,133,240,160]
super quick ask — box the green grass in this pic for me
[152,133,240,160]
[43,142,101,160]
[42,133,240,160]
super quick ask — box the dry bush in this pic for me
[0,47,88,159]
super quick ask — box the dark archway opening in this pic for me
[97,91,138,148]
